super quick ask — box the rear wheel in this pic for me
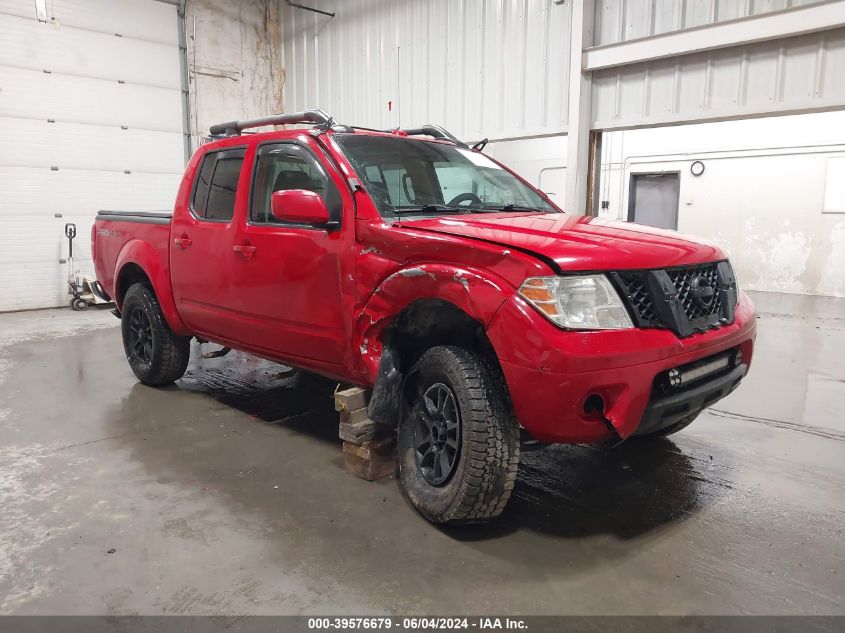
[121,283,190,386]
[398,346,519,524]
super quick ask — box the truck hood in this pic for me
[398,212,726,271]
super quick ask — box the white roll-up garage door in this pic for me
[0,0,185,311]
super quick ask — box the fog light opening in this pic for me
[668,368,682,388]
[583,394,605,418]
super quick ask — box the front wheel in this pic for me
[398,346,519,524]
[121,283,190,386]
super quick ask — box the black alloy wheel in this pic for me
[120,283,190,386]
[127,306,153,364]
[397,346,520,524]
[414,382,462,486]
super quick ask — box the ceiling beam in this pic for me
[583,0,845,72]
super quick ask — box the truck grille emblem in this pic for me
[691,275,715,308]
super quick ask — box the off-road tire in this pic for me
[398,346,520,524]
[121,283,190,386]
[637,412,700,438]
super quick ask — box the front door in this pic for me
[227,140,348,365]
[170,146,247,339]
[628,172,680,230]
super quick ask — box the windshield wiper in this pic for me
[391,205,474,216]
[481,204,547,213]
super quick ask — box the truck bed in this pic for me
[92,209,174,305]
[97,210,173,224]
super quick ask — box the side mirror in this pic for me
[270,189,331,225]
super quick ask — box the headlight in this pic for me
[518,274,634,330]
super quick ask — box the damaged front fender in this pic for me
[354,264,512,424]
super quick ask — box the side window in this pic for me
[250,144,340,224]
[191,153,215,215]
[205,153,244,221]
[191,149,245,221]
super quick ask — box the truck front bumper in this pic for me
[487,293,756,443]
[634,362,745,436]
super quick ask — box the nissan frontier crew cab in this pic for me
[92,110,756,525]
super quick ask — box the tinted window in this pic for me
[205,155,244,221]
[192,153,215,214]
[249,144,340,224]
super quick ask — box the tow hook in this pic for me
[201,346,231,359]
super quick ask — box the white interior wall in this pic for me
[602,111,845,297]
[186,0,282,146]
[0,0,184,311]
[487,110,845,297]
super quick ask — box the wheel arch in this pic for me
[357,264,511,426]
[114,239,190,335]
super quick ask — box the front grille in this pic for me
[619,272,657,323]
[667,264,723,321]
[617,272,656,324]
[610,261,738,338]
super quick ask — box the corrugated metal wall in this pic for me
[280,0,571,141]
[593,0,827,46]
[591,26,845,129]
[282,0,844,138]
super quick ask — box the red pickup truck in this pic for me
[93,110,755,524]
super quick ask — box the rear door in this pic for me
[170,147,247,339]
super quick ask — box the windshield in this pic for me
[334,134,555,219]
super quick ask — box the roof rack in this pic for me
[208,109,341,137]
[207,110,473,150]
[394,124,469,149]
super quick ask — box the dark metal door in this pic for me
[628,172,680,230]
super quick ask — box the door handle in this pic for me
[233,243,256,259]
[174,235,192,248]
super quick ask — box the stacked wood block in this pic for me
[335,387,396,481]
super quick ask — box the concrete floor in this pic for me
[0,292,842,616]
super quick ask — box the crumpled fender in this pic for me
[353,263,511,383]
[114,239,190,336]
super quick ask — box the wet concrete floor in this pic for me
[0,291,842,615]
